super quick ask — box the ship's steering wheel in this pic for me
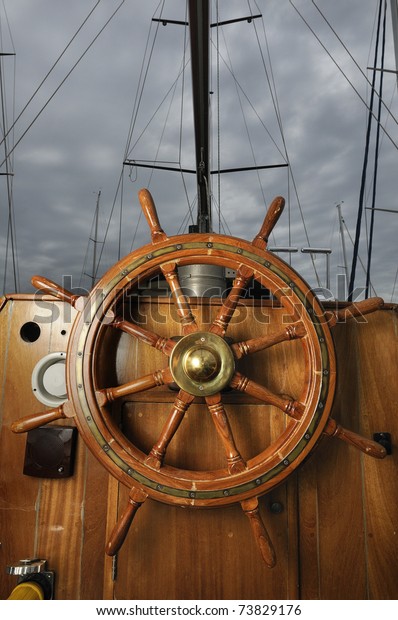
[12,189,386,567]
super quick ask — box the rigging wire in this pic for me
[4,0,16,172]
[220,207,232,236]
[146,62,183,189]
[79,190,104,289]
[102,1,196,267]
[211,46,286,161]
[365,0,387,299]
[342,213,377,297]
[125,58,190,160]
[364,83,397,213]
[289,0,398,152]
[219,26,268,214]
[178,1,188,166]
[118,173,124,262]
[363,78,397,299]
[311,0,396,300]
[364,82,397,204]
[0,0,126,168]
[348,0,383,300]
[148,16,194,197]
[129,206,143,254]
[2,2,19,293]
[391,264,398,301]
[209,30,292,255]
[1,0,15,51]
[0,0,102,153]
[130,22,195,229]
[94,169,123,280]
[118,2,194,259]
[252,1,287,229]
[97,3,177,271]
[109,4,166,261]
[0,8,19,293]
[123,1,165,161]
[0,58,14,236]
[104,2,165,261]
[251,2,322,285]
[312,0,398,138]
[176,204,194,235]
[179,168,195,228]
[214,195,233,236]
[328,205,338,251]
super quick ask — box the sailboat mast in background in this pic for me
[188,0,211,233]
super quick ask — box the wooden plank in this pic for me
[298,321,368,599]
[33,301,109,599]
[32,300,82,599]
[316,441,366,599]
[114,482,295,600]
[286,474,300,599]
[0,298,51,598]
[35,436,109,599]
[80,450,113,600]
[0,298,109,599]
[103,476,120,600]
[35,439,86,598]
[297,458,320,599]
[357,310,398,599]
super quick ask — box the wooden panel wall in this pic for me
[0,296,111,600]
[298,310,398,599]
[111,299,302,600]
[0,295,397,599]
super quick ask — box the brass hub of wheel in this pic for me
[170,332,235,396]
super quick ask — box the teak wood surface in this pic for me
[0,295,397,599]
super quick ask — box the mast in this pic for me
[124,4,272,240]
[188,0,211,232]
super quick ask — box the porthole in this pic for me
[20,322,41,343]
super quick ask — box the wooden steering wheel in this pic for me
[12,189,386,567]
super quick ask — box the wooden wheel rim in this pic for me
[67,233,336,507]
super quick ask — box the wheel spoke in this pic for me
[326,296,384,326]
[112,317,176,356]
[231,321,306,360]
[11,402,75,433]
[230,372,304,420]
[241,497,276,568]
[31,275,85,310]
[205,393,246,474]
[96,367,173,406]
[161,261,198,334]
[252,195,285,250]
[323,418,387,459]
[210,264,253,336]
[106,487,148,556]
[145,390,194,470]
[210,196,285,337]
[138,188,168,244]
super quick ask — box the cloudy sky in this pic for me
[1,0,397,302]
